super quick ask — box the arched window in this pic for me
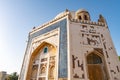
[84,15,88,20]
[87,53,102,64]
[43,47,48,53]
[78,16,82,20]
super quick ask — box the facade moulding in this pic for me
[30,12,70,35]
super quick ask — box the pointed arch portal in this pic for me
[87,51,108,80]
[26,42,57,80]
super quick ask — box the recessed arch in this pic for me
[40,66,46,74]
[86,50,108,80]
[84,15,88,20]
[78,16,82,20]
[87,53,102,64]
[49,66,55,78]
[31,41,57,57]
[26,41,57,80]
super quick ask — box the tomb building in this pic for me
[19,9,120,80]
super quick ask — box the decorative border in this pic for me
[27,19,68,78]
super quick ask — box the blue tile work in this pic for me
[58,20,68,78]
[22,19,68,79]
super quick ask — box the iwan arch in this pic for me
[19,9,120,80]
[26,41,57,80]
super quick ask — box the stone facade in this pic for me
[19,9,120,80]
[0,71,7,80]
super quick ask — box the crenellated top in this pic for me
[70,19,105,26]
[30,9,107,34]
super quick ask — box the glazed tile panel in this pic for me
[28,19,68,78]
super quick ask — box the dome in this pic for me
[76,9,88,14]
[54,11,66,19]
[75,9,90,21]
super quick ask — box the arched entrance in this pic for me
[26,42,57,80]
[87,51,108,80]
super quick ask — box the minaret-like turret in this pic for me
[98,14,107,24]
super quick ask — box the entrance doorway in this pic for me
[87,53,108,80]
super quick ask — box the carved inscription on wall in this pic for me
[82,34,101,46]
[80,25,101,46]
[72,55,84,79]
[81,25,96,34]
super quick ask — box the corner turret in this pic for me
[98,14,107,24]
